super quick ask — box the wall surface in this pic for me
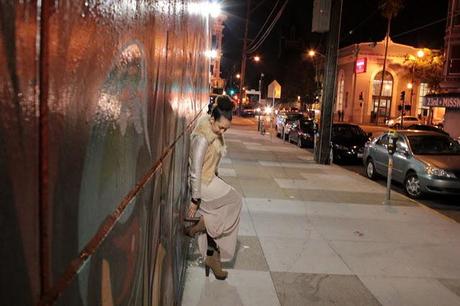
[0,1,209,305]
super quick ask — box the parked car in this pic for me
[241,105,256,117]
[386,116,420,128]
[288,118,316,148]
[363,130,460,198]
[275,112,304,139]
[330,123,369,164]
[432,118,444,129]
[407,124,450,136]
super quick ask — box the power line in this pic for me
[247,0,288,54]
[249,0,280,48]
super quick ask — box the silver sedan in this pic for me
[363,130,460,198]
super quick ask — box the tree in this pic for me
[375,0,405,124]
[403,50,444,92]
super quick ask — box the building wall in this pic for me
[337,40,435,124]
[0,1,210,305]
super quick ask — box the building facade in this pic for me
[430,0,460,138]
[336,38,444,125]
[210,14,227,94]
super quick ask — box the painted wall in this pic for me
[0,1,209,305]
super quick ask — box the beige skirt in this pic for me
[197,176,243,262]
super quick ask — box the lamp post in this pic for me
[308,49,326,104]
[406,50,425,117]
[257,73,264,131]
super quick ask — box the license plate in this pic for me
[357,153,363,158]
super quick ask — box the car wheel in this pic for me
[297,137,303,148]
[404,172,423,199]
[366,158,377,180]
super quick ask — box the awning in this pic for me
[423,93,460,108]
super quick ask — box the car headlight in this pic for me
[425,166,457,178]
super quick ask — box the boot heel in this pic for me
[205,265,210,277]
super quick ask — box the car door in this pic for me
[373,134,389,175]
[392,136,410,182]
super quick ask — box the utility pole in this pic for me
[239,0,251,114]
[315,0,343,164]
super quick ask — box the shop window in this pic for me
[448,45,460,74]
[336,70,345,111]
[418,83,429,117]
[372,71,393,120]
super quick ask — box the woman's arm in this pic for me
[190,135,208,200]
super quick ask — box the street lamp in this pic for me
[407,82,413,90]
[417,49,425,58]
[253,55,261,62]
[308,49,326,58]
[236,73,241,79]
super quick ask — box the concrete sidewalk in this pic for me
[182,124,460,306]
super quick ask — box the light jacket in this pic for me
[189,115,226,199]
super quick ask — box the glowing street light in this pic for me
[417,49,425,58]
[407,82,413,90]
[205,49,218,59]
[188,1,222,18]
[236,73,241,79]
[253,55,261,62]
[308,50,316,57]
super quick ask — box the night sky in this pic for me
[220,0,448,101]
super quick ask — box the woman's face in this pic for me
[210,116,231,136]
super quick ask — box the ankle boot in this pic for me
[205,249,228,280]
[184,216,205,237]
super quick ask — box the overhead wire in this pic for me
[247,0,288,54]
[249,0,280,48]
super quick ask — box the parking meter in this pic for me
[387,132,398,155]
[384,131,398,204]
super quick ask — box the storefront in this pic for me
[336,38,440,125]
[424,94,460,138]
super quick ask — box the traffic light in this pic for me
[400,91,406,101]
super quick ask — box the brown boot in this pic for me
[205,249,228,280]
[184,216,206,237]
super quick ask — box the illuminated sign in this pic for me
[424,95,460,108]
[355,58,367,74]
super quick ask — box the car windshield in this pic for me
[286,114,303,121]
[408,135,460,155]
[300,120,314,130]
[333,125,366,139]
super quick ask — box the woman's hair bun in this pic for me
[216,95,234,112]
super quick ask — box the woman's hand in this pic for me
[187,202,199,218]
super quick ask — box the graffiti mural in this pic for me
[0,1,210,305]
